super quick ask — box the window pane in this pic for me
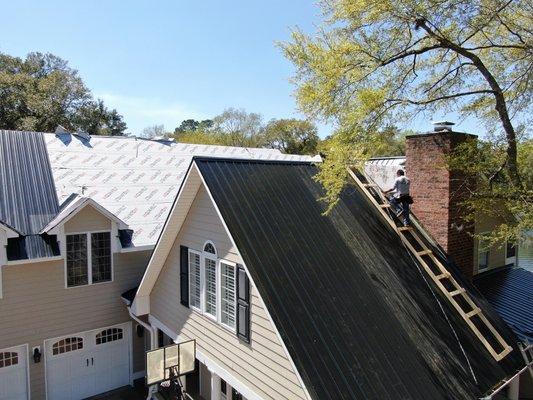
[478,238,490,270]
[220,263,236,328]
[67,234,88,287]
[91,232,112,283]
[204,242,216,254]
[205,258,217,317]
[189,252,201,309]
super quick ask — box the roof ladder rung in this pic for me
[449,288,466,297]
[379,204,391,208]
[436,272,451,280]
[397,226,413,232]
[363,183,378,187]
[466,308,481,318]
[417,249,432,256]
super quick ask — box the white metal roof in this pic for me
[45,133,320,248]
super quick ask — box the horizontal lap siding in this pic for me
[151,187,307,400]
[0,250,151,399]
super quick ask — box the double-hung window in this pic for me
[66,231,112,287]
[188,242,237,331]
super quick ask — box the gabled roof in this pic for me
[475,266,533,343]
[190,158,524,400]
[44,132,320,247]
[40,195,129,234]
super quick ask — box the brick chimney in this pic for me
[405,122,476,280]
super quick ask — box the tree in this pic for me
[212,108,265,147]
[73,99,127,136]
[141,124,167,138]
[282,0,532,241]
[263,118,319,154]
[174,119,213,133]
[0,52,127,135]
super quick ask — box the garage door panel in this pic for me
[0,346,28,400]
[45,323,130,400]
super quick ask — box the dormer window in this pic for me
[66,231,112,287]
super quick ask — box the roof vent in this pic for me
[432,121,455,132]
[55,125,70,135]
[73,131,91,141]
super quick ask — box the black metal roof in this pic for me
[195,158,524,400]
[0,130,60,260]
[475,267,533,343]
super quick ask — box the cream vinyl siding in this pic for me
[0,250,150,399]
[64,205,111,233]
[150,186,307,400]
[474,214,507,274]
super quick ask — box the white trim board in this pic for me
[41,197,128,235]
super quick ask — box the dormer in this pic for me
[41,196,129,288]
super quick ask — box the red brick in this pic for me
[406,132,476,280]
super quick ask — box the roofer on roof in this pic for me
[384,169,412,226]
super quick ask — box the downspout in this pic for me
[128,306,158,400]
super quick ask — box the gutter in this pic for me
[479,359,532,399]
[127,306,158,400]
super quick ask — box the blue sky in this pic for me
[1,0,478,137]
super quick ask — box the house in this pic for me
[364,122,533,398]
[0,129,317,400]
[129,154,529,400]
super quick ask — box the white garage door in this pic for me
[45,323,131,400]
[0,345,28,400]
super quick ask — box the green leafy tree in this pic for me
[174,119,213,133]
[263,118,319,155]
[212,108,265,147]
[282,0,532,242]
[0,52,127,135]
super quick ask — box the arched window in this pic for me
[0,352,18,368]
[96,328,123,345]
[52,337,83,355]
[203,241,216,256]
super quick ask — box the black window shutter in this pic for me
[236,265,250,343]
[180,246,189,307]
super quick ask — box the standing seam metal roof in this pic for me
[194,158,524,400]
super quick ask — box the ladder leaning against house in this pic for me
[347,167,513,362]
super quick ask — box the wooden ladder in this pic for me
[347,167,513,361]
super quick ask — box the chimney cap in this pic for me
[432,121,455,132]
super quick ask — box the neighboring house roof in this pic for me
[364,156,406,191]
[137,157,524,400]
[40,195,129,234]
[44,132,320,248]
[475,266,533,343]
[0,130,61,260]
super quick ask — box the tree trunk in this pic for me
[418,20,521,187]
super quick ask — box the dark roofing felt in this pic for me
[475,267,533,343]
[194,158,524,400]
[0,130,61,260]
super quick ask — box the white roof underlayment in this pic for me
[45,133,320,248]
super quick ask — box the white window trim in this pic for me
[219,260,237,333]
[505,240,517,266]
[187,245,237,333]
[64,230,114,289]
[477,233,490,272]
[203,252,219,322]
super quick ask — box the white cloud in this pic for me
[95,92,206,134]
